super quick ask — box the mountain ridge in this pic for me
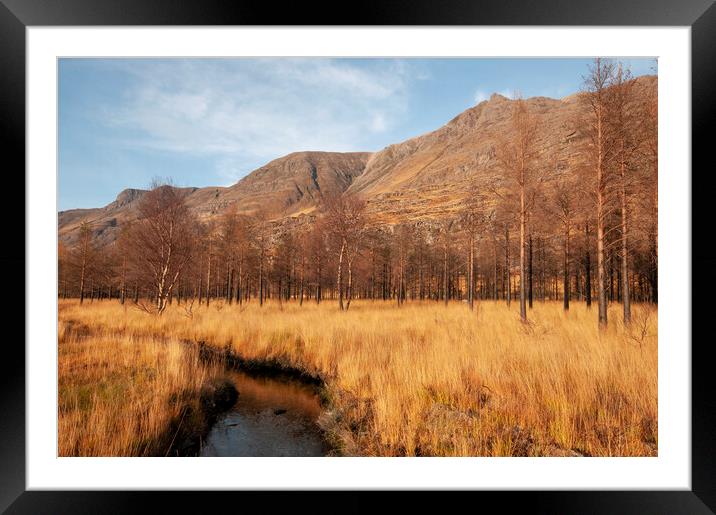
[58,75,657,246]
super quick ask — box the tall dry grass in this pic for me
[59,316,226,456]
[58,298,657,457]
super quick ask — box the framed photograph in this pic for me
[3,0,713,512]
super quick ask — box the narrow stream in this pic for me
[199,369,330,457]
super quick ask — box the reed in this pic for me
[58,298,657,456]
[58,319,226,456]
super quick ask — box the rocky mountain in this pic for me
[351,75,656,224]
[59,151,371,247]
[58,76,656,247]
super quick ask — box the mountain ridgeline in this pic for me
[59,151,371,247]
[59,75,656,248]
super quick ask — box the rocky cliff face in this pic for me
[348,97,573,223]
[204,151,372,219]
[348,75,655,224]
[58,76,656,247]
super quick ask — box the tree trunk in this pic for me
[528,234,533,309]
[346,257,354,311]
[206,251,212,307]
[540,237,546,302]
[596,108,608,328]
[225,260,231,304]
[493,239,498,301]
[418,249,424,301]
[237,258,243,305]
[585,223,592,307]
[259,245,264,307]
[316,255,322,304]
[79,261,86,305]
[337,241,345,311]
[468,234,475,311]
[299,255,305,306]
[650,240,658,304]
[443,241,449,307]
[120,257,126,305]
[563,228,570,311]
[620,161,631,322]
[519,192,526,321]
[505,225,511,307]
[650,180,658,304]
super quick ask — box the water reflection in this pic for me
[199,369,329,457]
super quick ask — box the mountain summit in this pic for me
[58,76,656,246]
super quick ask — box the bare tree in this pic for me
[641,78,659,303]
[461,185,484,311]
[125,183,196,315]
[115,222,135,305]
[394,224,414,306]
[201,221,217,307]
[219,207,239,305]
[436,220,454,306]
[250,211,271,307]
[308,220,327,304]
[582,58,616,328]
[234,215,252,305]
[495,97,541,322]
[609,63,640,323]
[323,193,367,311]
[70,222,97,305]
[553,179,576,310]
[58,60,656,317]
[58,242,70,299]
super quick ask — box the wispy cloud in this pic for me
[474,88,516,104]
[474,90,489,104]
[101,59,416,178]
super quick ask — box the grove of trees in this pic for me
[59,59,658,329]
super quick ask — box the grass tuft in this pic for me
[58,298,657,457]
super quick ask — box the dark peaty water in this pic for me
[199,369,329,457]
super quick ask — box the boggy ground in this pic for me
[58,320,237,457]
[58,298,657,457]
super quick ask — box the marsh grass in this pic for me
[58,299,657,457]
[58,320,226,456]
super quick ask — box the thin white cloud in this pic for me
[102,59,415,181]
[474,90,489,104]
[215,157,251,186]
[475,88,517,103]
[370,112,388,133]
[499,89,516,99]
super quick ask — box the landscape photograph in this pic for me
[57,57,658,458]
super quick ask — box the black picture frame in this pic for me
[2,0,713,512]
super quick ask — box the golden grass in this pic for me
[58,298,657,457]
[58,318,226,457]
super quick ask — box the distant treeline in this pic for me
[58,59,657,328]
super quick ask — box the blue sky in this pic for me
[59,57,656,211]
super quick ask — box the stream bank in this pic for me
[171,341,336,457]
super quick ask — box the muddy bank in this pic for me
[194,340,325,386]
[60,321,339,457]
[164,378,239,456]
